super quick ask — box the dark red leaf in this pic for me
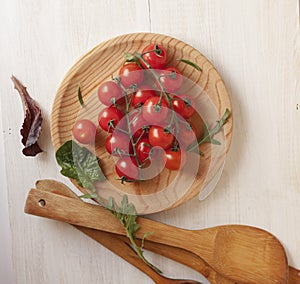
[11,75,43,156]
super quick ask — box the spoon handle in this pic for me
[35,179,227,283]
[24,188,197,245]
[24,188,288,284]
[288,266,300,284]
[33,180,300,284]
[34,180,205,284]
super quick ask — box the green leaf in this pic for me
[211,139,221,145]
[124,52,142,67]
[132,223,139,233]
[107,197,114,210]
[121,195,128,209]
[179,59,202,71]
[127,203,137,215]
[77,86,84,107]
[108,195,161,274]
[78,193,98,199]
[200,122,212,144]
[187,109,231,152]
[220,108,230,125]
[126,215,137,232]
[124,52,138,62]
[55,140,105,191]
[142,232,153,248]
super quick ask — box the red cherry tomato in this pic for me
[129,109,149,139]
[165,149,187,171]
[136,137,164,165]
[158,67,183,93]
[136,137,152,163]
[119,63,144,88]
[172,95,195,119]
[72,119,97,144]
[131,86,156,108]
[98,106,123,133]
[177,121,197,148]
[142,96,170,124]
[141,44,168,69]
[105,132,132,156]
[97,81,123,106]
[115,157,140,181]
[148,126,174,149]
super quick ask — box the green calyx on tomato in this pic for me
[119,63,144,88]
[172,95,195,119]
[115,157,141,182]
[158,67,183,93]
[131,86,156,108]
[98,81,123,106]
[142,96,170,124]
[98,106,124,133]
[141,44,168,69]
[56,42,231,281]
[148,125,174,149]
[95,43,230,181]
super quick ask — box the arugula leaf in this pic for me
[107,196,114,210]
[77,86,84,107]
[142,232,153,248]
[55,140,105,191]
[179,59,202,71]
[110,195,161,273]
[187,109,230,152]
[124,52,142,67]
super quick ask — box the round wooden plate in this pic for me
[50,33,233,214]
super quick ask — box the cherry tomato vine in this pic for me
[73,44,230,183]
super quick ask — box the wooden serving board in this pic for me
[50,32,233,214]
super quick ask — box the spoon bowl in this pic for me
[24,187,288,284]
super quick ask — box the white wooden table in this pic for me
[1,1,300,283]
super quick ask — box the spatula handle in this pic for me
[36,179,230,283]
[25,188,126,233]
[24,188,203,252]
[24,189,288,284]
[288,266,300,284]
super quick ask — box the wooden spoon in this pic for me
[34,180,300,283]
[35,180,205,284]
[35,180,300,284]
[35,179,233,283]
[24,187,288,283]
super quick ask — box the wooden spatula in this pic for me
[35,179,232,283]
[35,179,207,284]
[35,180,300,284]
[24,187,288,283]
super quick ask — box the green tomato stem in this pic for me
[113,76,144,181]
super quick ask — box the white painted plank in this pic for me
[0,100,14,284]
[1,0,300,283]
[0,1,152,283]
[149,0,300,268]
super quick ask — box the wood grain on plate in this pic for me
[50,32,232,214]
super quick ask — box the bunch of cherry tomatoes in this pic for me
[72,44,199,182]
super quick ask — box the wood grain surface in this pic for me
[1,0,300,283]
[50,32,232,214]
[35,179,216,284]
[24,188,288,284]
